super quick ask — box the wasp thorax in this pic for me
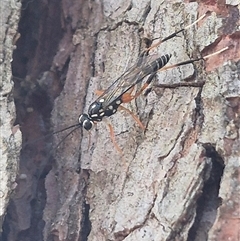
[88,100,105,121]
[79,114,93,131]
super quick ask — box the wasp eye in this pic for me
[79,114,93,130]
[83,120,93,130]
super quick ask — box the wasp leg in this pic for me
[121,73,156,103]
[119,105,145,130]
[154,81,205,89]
[107,123,123,154]
[95,89,104,96]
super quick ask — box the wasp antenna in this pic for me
[21,123,80,149]
[54,126,80,149]
[52,123,80,135]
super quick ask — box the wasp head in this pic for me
[78,114,94,130]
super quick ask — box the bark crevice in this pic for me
[187,143,225,241]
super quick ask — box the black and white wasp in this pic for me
[50,11,228,149]
[79,53,171,131]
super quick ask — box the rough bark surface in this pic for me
[0,0,22,235]
[2,0,240,241]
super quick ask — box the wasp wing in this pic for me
[95,54,170,109]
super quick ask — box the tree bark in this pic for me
[2,0,240,241]
[0,0,22,235]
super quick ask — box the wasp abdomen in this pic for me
[142,54,172,74]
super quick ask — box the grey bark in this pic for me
[0,0,22,232]
[2,0,240,241]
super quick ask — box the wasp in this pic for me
[79,53,171,130]
[52,11,229,150]
[54,53,172,150]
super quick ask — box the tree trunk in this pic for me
[0,0,22,235]
[2,0,239,241]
